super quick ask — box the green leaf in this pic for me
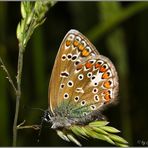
[89,121,109,127]
[20,19,25,35]
[26,12,33,25]
[67,134,82,146]
[109,133,128,144]
[94,133,115,145]
[92,127,109,135]
[115,142,129,147]
[82,126,97,137]
[21,2,26,18]
[100,134,115,145]
[56,130,70,142]
[81,126,115,145]
[70,125,88,138]
[100,126,121,133]
[16,23,21,40]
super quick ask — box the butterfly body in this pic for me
[46,29,119,145]
[48,100,106,129]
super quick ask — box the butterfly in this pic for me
[44,29,119,146]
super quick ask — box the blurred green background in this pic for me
[0,1,148,146]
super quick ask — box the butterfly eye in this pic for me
[81,100,86,106]
[90,105,96,110]
[64,93,69,99]
[78,74,84,80]
[67,80,74,87]
[94,95,100,102]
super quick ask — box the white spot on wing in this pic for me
[90,71,104,86]
[92,88,98,94]
[94,95,100,102]
[60,83,65,89]
[74,96,79,102]
[75,36,81,42]
[60,71,69,78]
[76,87,84,93]
[87,72,92,78]
[81,100,86,106]
[78,74,84,80]
[67,53,72,60]
[90,105,96,110]
[67,80,74,87]
[61,54,67,61]
[64,93,69,99]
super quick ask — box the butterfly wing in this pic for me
[67,55,119,121]
[48,29,100,114]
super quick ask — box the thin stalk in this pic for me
[0,58,17,93]
[13,46,24,146]
[12,1,56,146]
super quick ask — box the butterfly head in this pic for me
[43,109,76,129]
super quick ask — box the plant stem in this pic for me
[0,57,17,93]
[12,1,56,145]
[13,45,24,146]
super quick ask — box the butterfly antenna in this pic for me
[23,105,45,112]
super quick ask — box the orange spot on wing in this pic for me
[103,81,111,88]
[76,64,83,70]
[85,62,93,69]
[73,40,79,47]
[95,63,101,69]
[100,65,107,72]
[102,90,111,102]
[78,44,84,51]
[104,94,111,102]
[66,40,71,46]
[82,49,90,57]
[102,72,110,79]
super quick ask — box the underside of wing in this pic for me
[49,29,100,114]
